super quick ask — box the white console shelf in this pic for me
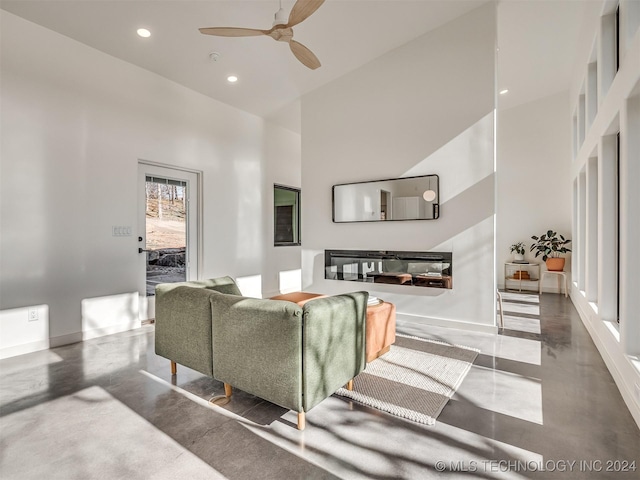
[504,262,541,293]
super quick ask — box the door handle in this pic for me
[138,248,152,254]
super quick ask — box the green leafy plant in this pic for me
[509,242,526,255]
[530,230,571,261]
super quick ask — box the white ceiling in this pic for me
[1,0,592,132]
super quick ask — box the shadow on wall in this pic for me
[327,173,495,253]
[403,112,495,205]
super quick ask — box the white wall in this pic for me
[300,4,497,331]
[496,91,573,292]
[0,11,301,357]
[262,123,302,298]
[568,0,640,427]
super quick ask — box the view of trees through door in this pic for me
[145,176,187,295]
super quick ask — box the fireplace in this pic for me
[325,250,453,289]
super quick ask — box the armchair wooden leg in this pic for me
[297,411,306,430]
[209,383,232,407]
[346,379,354,391]
[170,361,177,375]
[224,383,232,398]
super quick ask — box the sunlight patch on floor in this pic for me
[500,291,539,304]
[462,365,543,425]
[502,314,541,334]
[2,385,226,480]
[248,396,541,480]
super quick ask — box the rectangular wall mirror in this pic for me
[332,174,439,223]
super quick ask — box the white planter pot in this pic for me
[514,254,525,262]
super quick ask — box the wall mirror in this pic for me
[332,175,439,223]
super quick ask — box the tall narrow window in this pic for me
[615,4,620,72]
[616,132,620,322]
[274,185,301,246]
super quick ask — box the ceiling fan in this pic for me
[199,0,325,70]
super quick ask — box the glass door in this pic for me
[138,163,199,298]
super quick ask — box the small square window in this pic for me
[274,185,300,246]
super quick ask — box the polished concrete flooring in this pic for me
[1,292,640,479]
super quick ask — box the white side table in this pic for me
[539,270,568,297]
[504,262,540,293]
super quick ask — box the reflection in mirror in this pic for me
[332,175,439,222]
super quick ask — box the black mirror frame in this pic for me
[332,174,440,223]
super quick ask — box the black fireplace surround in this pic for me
[324,250,453,289]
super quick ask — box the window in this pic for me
[615,4,620,72]
[274,185,300,246]
[616,131,620,322]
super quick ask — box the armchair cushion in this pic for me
[154,276,241,376]
[302,292,367,411]
[211,294,305,412]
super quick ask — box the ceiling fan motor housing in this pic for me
[273,7,288,27]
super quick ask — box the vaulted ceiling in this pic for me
[1,0,590,132]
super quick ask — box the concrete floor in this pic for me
[1,292,639,479]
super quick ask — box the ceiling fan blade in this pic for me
[199,27,267,37]
[290,40,321,70]
[287,0,325,27]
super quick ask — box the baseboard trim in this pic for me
[0,340,50,359]
[262,290,282,299]
[82,321,142,341]
[50,332,83,348]
[571,287,640,429]
[396,313,498,334]
[1,320,144,359]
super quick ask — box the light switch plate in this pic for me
[112,226,132,236]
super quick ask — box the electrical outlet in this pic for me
[28,308,38,322]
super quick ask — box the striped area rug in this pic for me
[336,334,479,425]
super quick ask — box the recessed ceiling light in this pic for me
[137,28,151,38]
[499,89,509,95]
[227,75,238,83]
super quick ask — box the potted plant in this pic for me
[530,230,571,271]
[509,242,526,262]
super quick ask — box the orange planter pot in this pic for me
[546,257,565,271]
